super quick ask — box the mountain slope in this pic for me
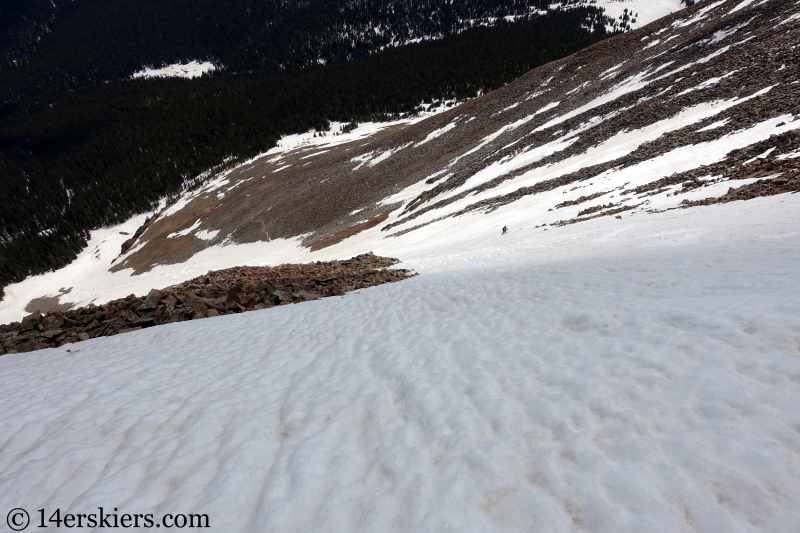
[0,0,614,101]
[0,0,684,87]
[2,175,800,532]
[2,0,793,320]
[1,1,800,530]
[0,7,615,295]
[116,0,799,265]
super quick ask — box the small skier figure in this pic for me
[502,226,508,235]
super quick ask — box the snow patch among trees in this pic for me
[132,61,216,79]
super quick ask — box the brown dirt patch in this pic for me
[111,196,217,274]
[25,288,74,314]
[309,210,393,251]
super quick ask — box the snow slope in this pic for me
[2,2,800,527]
[10,1,796,324]
[2,196,800,532]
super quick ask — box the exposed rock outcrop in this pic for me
[681,173,800,207]
[0,254,413,355]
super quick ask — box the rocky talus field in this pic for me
[0,254,411,355]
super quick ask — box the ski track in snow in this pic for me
[2,210,800,532]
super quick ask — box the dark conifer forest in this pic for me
[0,1,615,297]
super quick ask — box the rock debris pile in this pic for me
[682,172,800,207]
[1,253,412,355]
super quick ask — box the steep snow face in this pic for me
[2,197,800,532]
[132,60,216,79]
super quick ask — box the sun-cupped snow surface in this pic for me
[2,196,800,532]
[132,61,216,79]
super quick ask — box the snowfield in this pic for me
[2,195,800,532]
[3,0,800,529]
[132,61,216,80]
[586,0,686,30]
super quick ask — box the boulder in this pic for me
[20,313,42,332]
[189,303,208,319]
[41,329,64,339]
[41,312,66,331]
[137,289,164,311]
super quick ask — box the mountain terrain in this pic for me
[1,1,800,531]
[0,0,678,89]
[0,2,625,293]
[0,1,691,296]
[2,0,796,321]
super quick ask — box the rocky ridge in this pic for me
[0,254,412,355]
